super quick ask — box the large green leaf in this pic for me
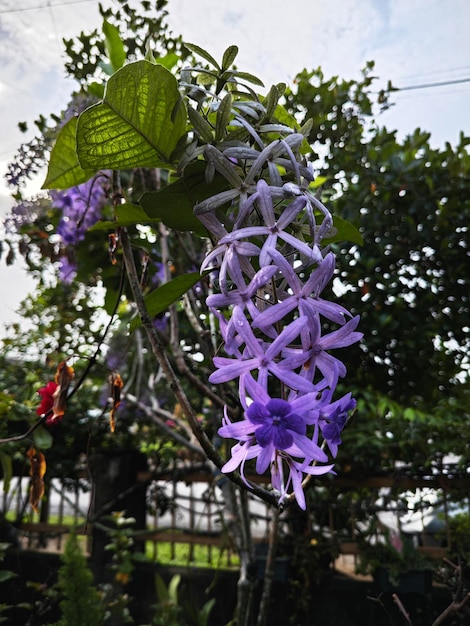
[42,118,96,190]
[77,61,187,170]
[140,162,230,236]
[130,272,207,331]
[89,202,154,230]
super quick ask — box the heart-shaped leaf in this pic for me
[42,117,96,190]
[77,61,187,170]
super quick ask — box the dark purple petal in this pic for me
[247,401,270,425]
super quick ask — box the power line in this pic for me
[395,65,470,82]
[397,77,470,92]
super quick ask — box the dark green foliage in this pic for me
[288,63,469,404]
[51,532,104,626]
[285,62,469,472]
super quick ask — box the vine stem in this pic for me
[119,227,278,507]
[256,506,280,626]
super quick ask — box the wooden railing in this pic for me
[2,466,465,569]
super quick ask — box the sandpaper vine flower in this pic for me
[198,120,361,507]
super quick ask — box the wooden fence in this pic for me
[2,465,273,568]
[3,462,466,568]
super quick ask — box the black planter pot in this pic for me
[254,543,291,583]
[373,567,433,594]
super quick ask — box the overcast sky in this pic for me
[0,0,469,330]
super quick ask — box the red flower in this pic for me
[36,381,59,423]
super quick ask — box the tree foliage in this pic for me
[285,64,470,471]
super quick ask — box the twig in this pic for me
[124,392,204,455]
[392,593,413,625]
[256,506,280,626]
[366,594,395,626]
[120,227,278,507]
[432,593,470,626]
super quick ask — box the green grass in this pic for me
[6,510,239,569]
[144,540,239,569]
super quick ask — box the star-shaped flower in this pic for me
[252,248,351,334]
[209,308,315,394]
[218,382,335,509]
[218,180,322,267]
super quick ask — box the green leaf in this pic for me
[309,176,329,189]
[322,214,364,246]
[88,81,105,99]
[140,162,230,235]
[89,202,153,230]
[99,61,115,77]
[404,407,416,421]
[77,61,187,171]
[155,574,169,602]
[0,570,16,583]
[168,574,181,603]
[231,70,265,87]
[187,106,214,143]
[156,52,179,71]
[184,43,219,69]
[221,45,238,70]
[32,426,53,450]
[215,93,233,142]
[130,272,207,331]
[103,19,126,72]
[273,103,300,130]
[198,598,216,626]
[0,452,12,494]
[263,84,282,120]
[42,118,96,190]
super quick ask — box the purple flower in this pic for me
[278,309,362,387]
[51,173,109,247]
[197,123,361,508]
[218,382,335,509]
[218,180,322,267]
[210,308,315,395]
[248,399,326,473]
[150,261,166,286]
[313,393,356,457]
[207,264,278,350]
[201,238,260,294]
[252,248,351,332]
[59,256,77,284]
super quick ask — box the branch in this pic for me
[120,227,278,507]
[0,413,47,444]
[432,594,470,626]
[124,392,204,456]
[392,594,412,626]
[257,507,280,626]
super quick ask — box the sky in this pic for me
[0,0,469,331]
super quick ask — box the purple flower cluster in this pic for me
[51,174,109,282]
[197,143,361,508]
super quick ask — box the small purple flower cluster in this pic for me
[51,174,109,282]
[197,141,361,508]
